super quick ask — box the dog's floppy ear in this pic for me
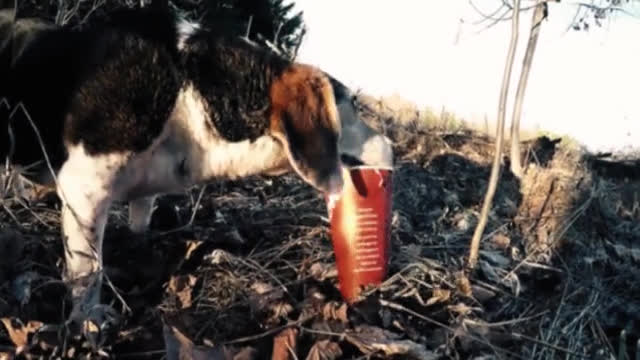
[269,64,343,194]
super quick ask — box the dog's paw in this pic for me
[64,273,121,350]
[67,302,121,350]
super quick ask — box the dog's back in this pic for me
[2,6,181,176]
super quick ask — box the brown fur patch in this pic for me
[269,64,340,136]
[268,64,342,191]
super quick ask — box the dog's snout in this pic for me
[340,133,393,169]
[324,169,344,196]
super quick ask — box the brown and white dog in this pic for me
[0,5,392,336]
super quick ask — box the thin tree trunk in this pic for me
[510,1,547,178]
[468,0,521,270]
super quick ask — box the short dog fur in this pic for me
[0,4,392,329]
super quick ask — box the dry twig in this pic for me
[468,0,522,269]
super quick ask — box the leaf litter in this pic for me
[0,104,639,359]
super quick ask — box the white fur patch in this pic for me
[176,17,200,50]
[359,134,394,169]
[156,83,289,184]
[337,99,394,169]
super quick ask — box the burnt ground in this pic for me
[1,114,640,360]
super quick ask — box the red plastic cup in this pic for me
[326,166,393,303]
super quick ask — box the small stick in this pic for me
[223,315,313,345]
[510,332,588,358]
[244,15,253,39]
[468,0,522,270]
[273,22,283,44]
[379,299,525,359]
[156,185,207,236]
[619,329,627,360]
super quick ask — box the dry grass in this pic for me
[1,102,639,359]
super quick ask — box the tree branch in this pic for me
[468,0,522,269]
[244,15,253,39]
[469,0,509,25]
[567,0,639,31]
[470,0,559,32]
[475,6,513,34]
[510,0,547,178]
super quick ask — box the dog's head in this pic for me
[268,65,393,196]
[328,76,393,169]
[269,64,344,195]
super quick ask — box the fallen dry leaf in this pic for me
[266,302,294,327]
[233,347,257,360]
[305,340,342,360]
[163,324,237,360]
[185,240,203,260]
[81,318,100,341]
[447,302,474,316]
[248,283,292,326]
[11,271,38,306]
[168,275,198,309]
[345,325,436,360]
[205,249,233,265]
[297,287,327,320]
[425,288,451,306]
[250,281,274,295]
[0,318,43,353]
[66,346,76,358]
[501,271,521,297]
[271,328,298,360]
[491,233,511,249]
[248,282,286,320]
[322,302,349,323]
[309,263,337,281]
[455,271,473,297]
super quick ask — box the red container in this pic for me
[326,166,393,303]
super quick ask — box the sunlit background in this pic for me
[293,1,640,153]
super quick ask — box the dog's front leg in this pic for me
[128,196,157,234]
[60,192,111,319]
[56,147,126,346]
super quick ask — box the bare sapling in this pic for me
[468,0,521,270]
[510,1,548,178]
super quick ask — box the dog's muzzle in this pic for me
[339,117,394,171]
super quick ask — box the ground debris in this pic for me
[304,340,342,360]
[163,324,255,360]
[168,274,198,309]
[0,318,42,354]
[345,325,437,359]
[321,302,348,323]
[425,288,451,306]
[1,112,639,359]
[271,328,298,360]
